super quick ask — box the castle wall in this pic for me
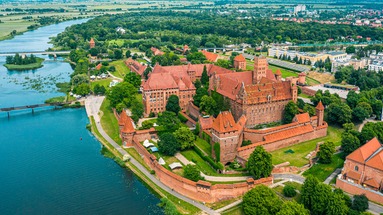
[243,100,289,127]
[186,102,201,120]
[301,86,317,96]
[212,130,241,164]
[238,125,327,160]
[336,178,383,205]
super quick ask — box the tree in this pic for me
[326,192,349,215]
[341,132,361,155]
[93,84,106,95]
[346,46,356,54]
[303,104,316,116]
[131,98,144,122]
[301,175,319,211]
[346,91,360,108]
[194,79,202,89]
[114,49,123,59]
[246,146,272,179]
[72,74,89,86]
[201,65,209,86]
[124,72,141,89]
[327,103,352,125]
[193,87,208,107]
[311,183,333,215]
[125,50,131,58]
[173,127,195,150]
[243,185,282,215]
[73,83,90,96]
[158,198,180,215]
[317,141,335,164]
[141,120,154,129]
[276,201,309,215]
[107,82,137,108]
[183,164,201,182]
[166,95,181,114]
[351,194,369,212]
[283,101,299,124]
[352,107,370,123]
[297,98,305,109]
[283,185,297,197]
[157,111,181,132]
[333,188,352,207]
[158,133,180,156]
[200,95,217,115]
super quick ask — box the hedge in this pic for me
[178,113,188,123]
[193,146,223,171]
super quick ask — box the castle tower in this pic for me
[316,101,325,127]
[291,84,298,102]
[253,56,267,84]
[89,38,95,49]
[298,72,306,85]
[275,69,282,81]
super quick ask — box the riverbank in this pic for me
[4,57,44,70]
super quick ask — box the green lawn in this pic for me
[195,137,211,156]
[109,59,130,79]
[181,149,217,175]
[271,126,343,167]
[100,99,122,144]
[4,57,44,70]
[306,76,321,86]
[91,78,112,89]
[298,93,312,99]
[268,65,299,78]
[284,182,302,191]
[222,203,244,215]
[303,153,345,182]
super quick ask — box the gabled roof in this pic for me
[234,54,246,62]
[199,117,214,130]
[201,50,219,62]
[366,147,383,171]
[346,170,361,181]
[347,137,382,164]
[263,124,313,142]
[120,111,135,133]
[275,69,282,76]
[95,63,102,70]
[212,111,239,133]
[125,58,147,76]
[295,113,311,123]
[364,178,380,188]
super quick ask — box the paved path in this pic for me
[107,72,123,81]
[84,96,218,215]
[272,173,306,184]
[324,168,341,184]
[298,97,313,105]
[137,117,157,127]
[358,117,380,132]
[175,153,195,166]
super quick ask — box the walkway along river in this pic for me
[0,19,163,214]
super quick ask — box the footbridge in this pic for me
[0,102,71,118]
[0,50,71,57]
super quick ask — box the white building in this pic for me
[294,5,306,14]
[368,61,383,72]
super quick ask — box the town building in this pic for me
[125,58,148,78]
[369,61,383,72]
[268,48,347,65]
[142,64,232,115]
[89,38,95,49]
[210,56,298,127]
[233,54,247,70]
[201,50,219,62]
[151,47,164,56]
[337,138,383,204]
[294,4,306,14]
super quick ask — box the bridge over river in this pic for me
[0,102,72,118]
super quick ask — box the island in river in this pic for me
[3,54,44,70]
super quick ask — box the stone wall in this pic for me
[336,178,383,204]
[301,86,317,96]
[187,102,201,121]
[130,136,272,203]
[238,125,327,159]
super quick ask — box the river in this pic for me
[0,20,163,214]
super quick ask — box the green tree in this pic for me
[317,141,335,164]
[157,111,181,132]
[201,65,209,86]
[333,188,352,207]
[183,164,201,182]
[200,95,217,115]
[283,101,299,124]
[243,185,282,215]
[158,198,180,215]
[131,98,144,123]
[352,107,370,123]
[283,185,297,197]
[341,132,361,155]
[166,95,181,114]
[301,175,319,211]
[125,50,131,58]
[351,194,369,212]
[93,84,106,95]
[193,87,208,107]
[246,146,272,179]
[124,72,141,89]
[346,46,356,54]
[114,49,123,59]
[276,201,309,215]
[107,82,137,108]
[141,120,154,129]
[311,183,333,215]
[73,83,90,96]
[346,91,360,108]
[173,127,195,150]
[72,74,89,86]
[327,103,352,125]
[303,104,316,116]
[326,192,349,215]
[158,133,180,156]
[194,79,202,89]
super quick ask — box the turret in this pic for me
[253,56,267,84]
[316,101,325,127]
[275,69,282,81]
[291,83,298,102]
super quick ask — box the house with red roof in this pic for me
[337,137,383,204]
[151,47,164,56]
[233,54,246,70]
[200,50,219,62]
[125,58,148,78]
[89,38,95,49]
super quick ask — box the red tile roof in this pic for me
[151,47,164,56]
[346,170,361,181]
[316,101,325,110]
[200,50,219,62]
[295,113,311,123]
[119,111,135,133]
[347,137,382,164]
[95,63,102,70]
[212,111,239,133]
[275,69,282,76]
[125,58,147,76]
[364,178,380,188]
[263,124,314,142]
[199,117,214,130]
[366,147,383,171]
[234,54,246,62]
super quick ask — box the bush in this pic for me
[158,198,180,215]
[214,142,220,162]
[193,146,222,171]
[352,194,369,212]
[283,185,297,197]
[183,164,201,182]
[177,113,188,123]
[149,112,155,117]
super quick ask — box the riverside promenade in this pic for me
[84,96,218,215]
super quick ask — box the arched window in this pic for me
[355,166,359,171]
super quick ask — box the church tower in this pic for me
[316,101,325,127]
[253,56,267,84]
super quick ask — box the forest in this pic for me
[53,11,383,50]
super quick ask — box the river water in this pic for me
[0,20,162,214]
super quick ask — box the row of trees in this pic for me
[335,66,383,91]
[5,54,38,65]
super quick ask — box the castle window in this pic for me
[355,166,359,171]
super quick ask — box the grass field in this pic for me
[100,99,121,144]
[4,57,44,70]
[222,203,244,215]
[109,60,130,79]
[271,126,343,167]
[195,137,211,156]
[303,153,345,182]
[181,149,217,175]
[90,78,112,89]
[307,71,335,84]
[268,65,299,78]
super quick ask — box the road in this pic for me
[84,96,218,215]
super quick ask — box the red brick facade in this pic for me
[125,58,147,78]
[233,54,246,70]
